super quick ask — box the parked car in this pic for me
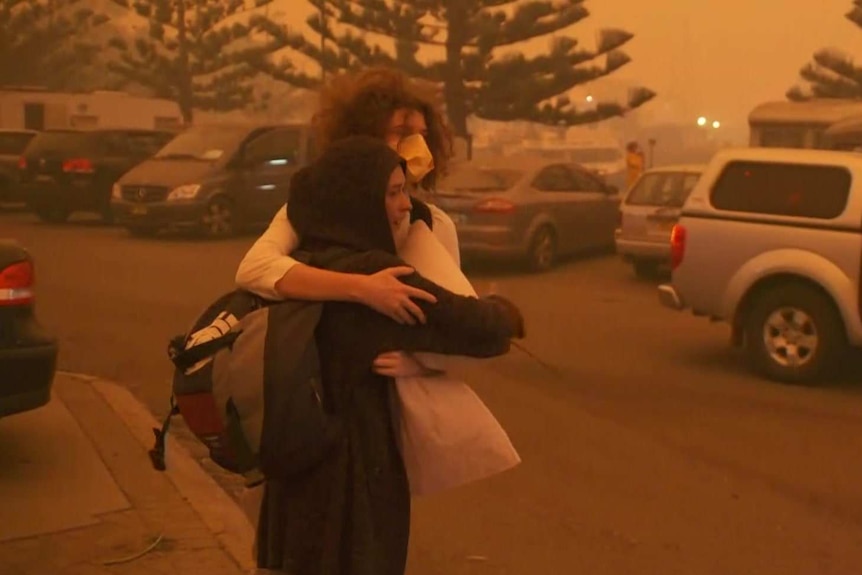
[433,158,620,271]
[615,164,704,278]
[658,147,862,384]
[0,129,37,204]
[0,240,58,417]
[18,128,174,223]
[110,123,315,238]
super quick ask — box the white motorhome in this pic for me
[0,88,184,132]
[748,99,862,149]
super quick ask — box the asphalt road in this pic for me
[4,207,862,574]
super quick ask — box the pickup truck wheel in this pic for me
[744,284,846,384]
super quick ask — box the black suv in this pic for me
[18,128,174,223]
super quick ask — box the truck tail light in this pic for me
[670,224,686,270]
[0,260,35,306]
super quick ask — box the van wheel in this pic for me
[527,226,557,272]
[201,197,236,238]
[744,283,846,384]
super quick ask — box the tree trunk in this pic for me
[176,0,194,124]
[443,1,468,138]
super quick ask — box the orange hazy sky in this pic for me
[587,0,862,130]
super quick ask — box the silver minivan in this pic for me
[615,165,704,277]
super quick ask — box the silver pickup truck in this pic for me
[658,147,862,384]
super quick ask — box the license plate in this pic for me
[131,205,148,215]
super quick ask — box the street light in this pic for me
[697,116,707,127]
[712,120,721,129]
[586,95,594,103]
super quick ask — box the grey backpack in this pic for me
[152,291,342,487]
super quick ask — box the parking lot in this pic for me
[4,206,862,574]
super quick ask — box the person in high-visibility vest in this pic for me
[626,141,645,189]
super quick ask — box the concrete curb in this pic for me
[59,371,256,574]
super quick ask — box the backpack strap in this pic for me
[148,396,179,472]
[167,330,241,371]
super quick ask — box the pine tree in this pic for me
[107,0,274,123]
[0,0,108,90]
[788,1,862,100]
[251,0,655,136]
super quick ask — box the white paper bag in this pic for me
[395,221,521,497]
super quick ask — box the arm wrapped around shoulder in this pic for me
[368,273,526,358]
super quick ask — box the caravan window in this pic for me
[757,126,806,148]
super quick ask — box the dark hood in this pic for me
[289,135,406,255]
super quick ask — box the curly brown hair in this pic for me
[314,66,453,190]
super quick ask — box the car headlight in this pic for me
[166,184,201,201]
[111,183,122,200]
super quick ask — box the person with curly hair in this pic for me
[235,67,459,327]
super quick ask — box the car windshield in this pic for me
[626,172,701,207]
[440,166,524,193]
[0,131,36,155]
[154,126,250,161]
[570,147,623,163]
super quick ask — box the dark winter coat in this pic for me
[255,136,523,575]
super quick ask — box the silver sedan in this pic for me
[432,158,620,271]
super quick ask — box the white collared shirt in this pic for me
[235,203,461,299]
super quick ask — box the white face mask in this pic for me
[397,134,435,184]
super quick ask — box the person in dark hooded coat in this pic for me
[255,135,525,575]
